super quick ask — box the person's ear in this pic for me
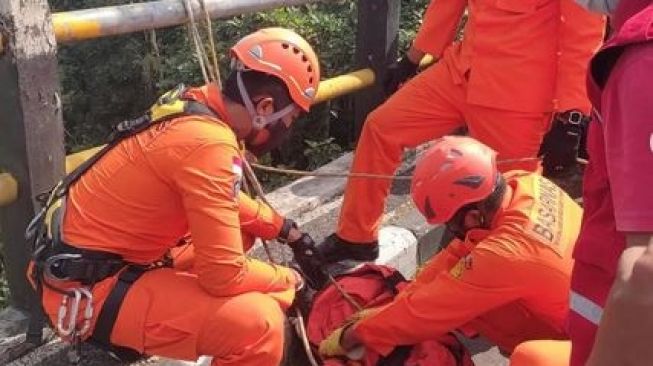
[254,96,275,116]
[463,209,483,230]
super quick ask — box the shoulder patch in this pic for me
[449,254,473,279]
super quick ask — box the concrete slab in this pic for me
[376,226,417,278]
[0,307,29,339]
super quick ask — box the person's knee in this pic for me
[361,103,397,139]
[203,293,285,364]
[509,340,570,366]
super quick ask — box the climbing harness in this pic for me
[25,83,220,363]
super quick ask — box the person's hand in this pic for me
[383,56,419,96]
[287,226,302,242]
[278,218,303,243]
[318,323,364,359]
[289,232,329,290]
[538,110,589,177]
[290,268,305,291]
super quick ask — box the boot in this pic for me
[317,234,379,264]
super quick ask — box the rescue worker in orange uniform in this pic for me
[31,28,320,365]
[318,136,582,365]
[318,0,604,263]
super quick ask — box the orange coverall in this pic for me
[353,172,582,362]
[338,0,604,243]
[40,84,297,365]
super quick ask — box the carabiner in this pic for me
[57,289,82,337]
[77,288,94,336]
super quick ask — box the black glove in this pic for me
[383,56,419,97]
[288,233,329,290]
[538,110,589,177]
[278,218,297,242]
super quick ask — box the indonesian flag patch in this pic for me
[232,156,243,200]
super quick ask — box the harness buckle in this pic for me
[44,253,83,282]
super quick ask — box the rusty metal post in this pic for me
[0,0,65,312]
[352,0,400,140]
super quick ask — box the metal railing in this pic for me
[52,0,324,43]
[0,67,375,207]
[0,0,399,310]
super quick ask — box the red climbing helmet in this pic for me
[411,136,499,224]
[231,27,320,112]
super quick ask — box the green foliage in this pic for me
[304,138,343,170]
[48,0,429,161]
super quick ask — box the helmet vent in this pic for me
[423,198,436,220]
[248,45,263,59]
[454,175,485,189]
[282,43,290,49]
[448,148,463,159]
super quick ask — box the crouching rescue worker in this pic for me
[318,0,604,264]
[26,28,320,365]
[318,136,582,365]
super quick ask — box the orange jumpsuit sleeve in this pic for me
[354,238,524,356]
[238,192,285,240]
[412,0,467,58]
[554,0,605,113]
[172,142,296,297]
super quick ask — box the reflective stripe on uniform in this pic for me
[570,291,603,326]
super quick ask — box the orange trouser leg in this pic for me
[466,106,551,172]
[337,62,466,243]
[509,340,571,366]
[110,268,286,366]
[465,302,566,353]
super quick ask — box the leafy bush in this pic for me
[49,0,428,160]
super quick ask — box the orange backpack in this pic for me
[306,264,475,366]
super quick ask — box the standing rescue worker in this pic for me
[565,0,653,365]
[318,136,582,365]
[319,0,605,263]
[29,28,320,365]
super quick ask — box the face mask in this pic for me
[234,66,296,156]
[575,0,620,14]
[245,121,291,157]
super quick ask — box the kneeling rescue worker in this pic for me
[26,28,320,365]
[318,136,583,365]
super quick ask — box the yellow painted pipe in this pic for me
[420,54,435,69]
[0,173,18,207]
[313,68,375,105]
[65,146,105,173]
[0,68,376,207]
[50,0,322,44]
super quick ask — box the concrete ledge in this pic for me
[264,152,353,218]
[376,226,417,278]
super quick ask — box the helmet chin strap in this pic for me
[236,68,296,129]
